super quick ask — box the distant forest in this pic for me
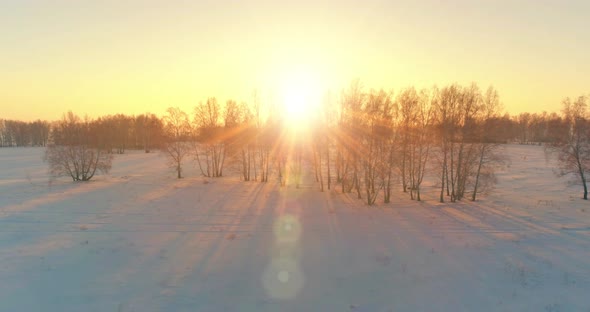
[3,82,589,202]
[0,95,576,149]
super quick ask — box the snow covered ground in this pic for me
[0,144,589,312]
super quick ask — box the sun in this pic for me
[283,87,311,121]
[279,68,322,131]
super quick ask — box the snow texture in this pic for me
[0,144,589,311]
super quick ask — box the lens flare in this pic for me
[263,213,305,299]
[262,258,305,300]
[272,214,302,244]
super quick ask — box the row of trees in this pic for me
[2,106,572,150]
[1,107,568,151]
[91,114,165,154]
[0,119,50,147]
[1,114,166,151]
[161,97,279,180]
[156,83,508,204]
[37,83,590,201]
[44,113,165,181]
[317,82,507,204]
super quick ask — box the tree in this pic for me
[0,120,5,147]
[397,87,435,201]
[45,112,112,182]
[256,122,279,183]
[547,95,590,199]
[135,113,164,153]
[193,98,226,177]
[322,91,334,191]
[435,84,483,202]
[517,112,532,144]
[162,107,192,179]
[406,88,434,201]
[3,120,29,146]
[233,102,256,182]
[338,79,365,198]
[471,86,505,201]
[112,114,133,154]
[311,123,326,191]
[433,85,460,202]
[357,89,396,204]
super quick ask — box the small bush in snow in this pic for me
[44,112,112,182]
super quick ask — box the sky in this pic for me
[1,0,589,121]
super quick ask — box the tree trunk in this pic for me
[449,143,456,202]
[278,157,284,186]
[241,148,248,181]
[440,145,447,203]
[401,149,407,192]
[472,145,485,201]
[326,142,331,190]
[336,149,342,183]
[313,148,319,182]
[318,151,324,192]
[578,159,588,200]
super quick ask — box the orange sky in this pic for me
[1,0,589,121]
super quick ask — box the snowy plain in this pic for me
[0,144,589,312]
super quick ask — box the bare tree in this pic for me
[235,109,257,182]
[318,91,336,191]
[547,95,590,199]
[311,123,326,191]
[256,123,278,183]
[471,86,505,201]
[363,89,396,204]
[193,98,227,177]
[407,88,434,201]
[162,107,192,179]
[0,120,5,147]
[437,85,461,202]
[451,84,481,201]
[45,112,112,182]
[434,84,483,202]
[397,87,417,193]
[338,80,365,198]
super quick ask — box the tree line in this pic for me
[1,114,165,151]
[152,83,589,203]
[43,113,165,181]
[7,82,590,202]
[1,103,571,149]
[0,119,50,147]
